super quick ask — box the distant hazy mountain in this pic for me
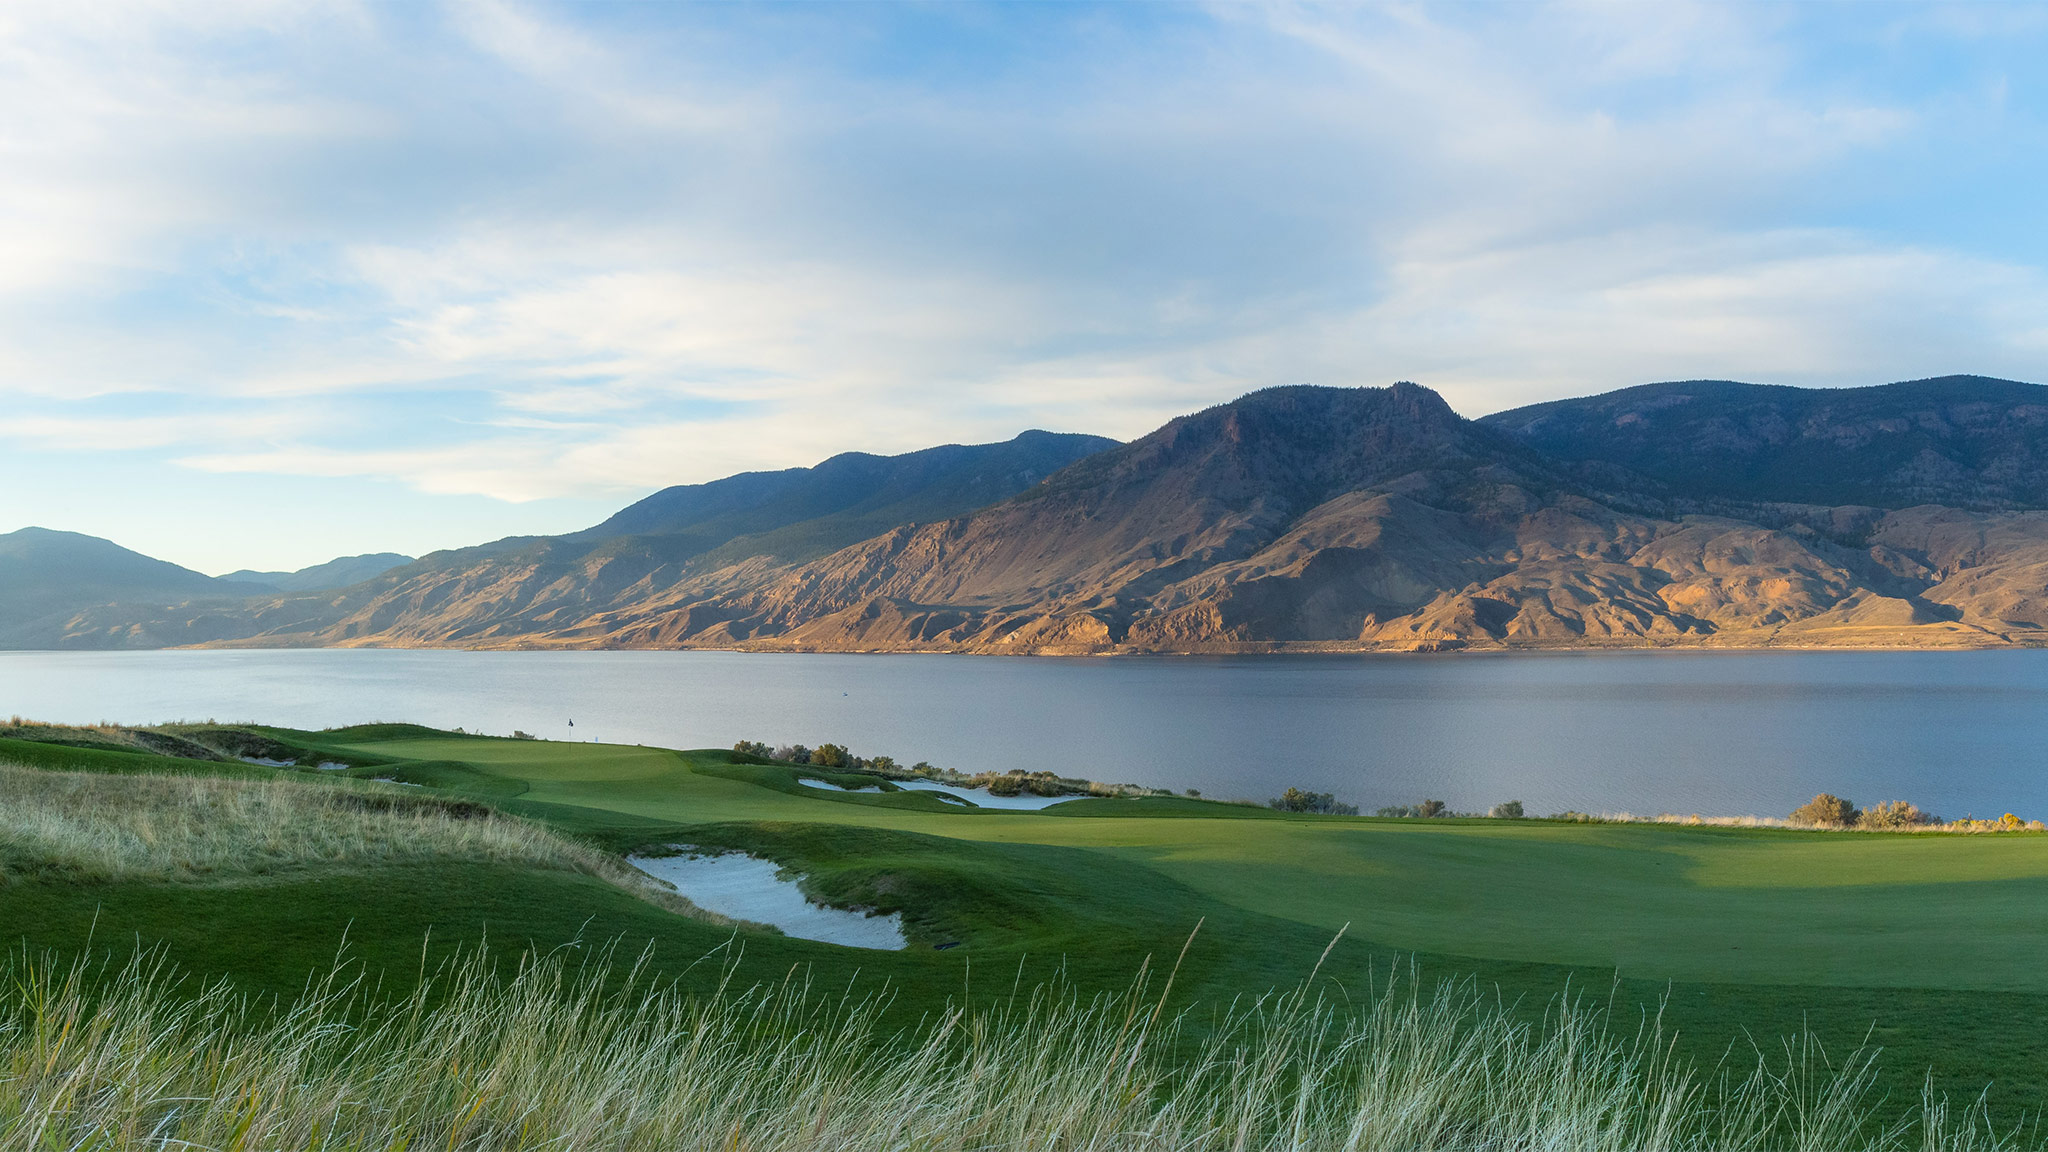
[1482,375,2048,511]
[39,430,1119,649]
[574,430,1122,566]
[221,553,415,593]
[0,528,259,647]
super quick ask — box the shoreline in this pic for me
[119,629,2048,656]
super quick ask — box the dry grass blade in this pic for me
[0,946,2023,1152]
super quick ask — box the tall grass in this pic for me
[0,762,604,884]
[0,763,729,923]
[0,945,2021,1152]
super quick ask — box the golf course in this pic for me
[7,721,2048,1146]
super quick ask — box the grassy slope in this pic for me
[8,727,2048,1120]
[357,736,2048,991]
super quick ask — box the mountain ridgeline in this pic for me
[29,374,2048,652]
[1483,375,2048,511]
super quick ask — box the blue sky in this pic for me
[3,1,2045,575]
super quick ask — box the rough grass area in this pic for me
[0,763,731,926]
[2,947,2018,1152]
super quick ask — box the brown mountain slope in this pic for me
[47,381,2048,653]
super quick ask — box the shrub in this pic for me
[985,773,1024,797]
[809,744,851,769]
[731,740,773,759]
[772,744,811,765]
[1271,787,1360,816]
[1790,793,1858,828]
[511,730,537,741]
[1857,800,1932,829]
[1378,799,1451,819]
[1487,800,1525,819]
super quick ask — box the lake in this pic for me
[1,648,2043,820]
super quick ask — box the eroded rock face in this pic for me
[44,381,2048,653]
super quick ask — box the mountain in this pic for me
[37,430,1120,650]
[1481,375,2048,511]
[582,381,2048,652]
[221,553,416,593]
[0,528,262,647]
[603,382,1577,649]
[30,376,2048,653]
[573,429,1121,566]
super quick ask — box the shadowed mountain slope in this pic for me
[221,553,416,593]
[0,528,263,647]
[574,429,1120,567]
[1482,375,2048,511]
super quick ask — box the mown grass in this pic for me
[341,733,2048,992]
[2,944,2023,1152]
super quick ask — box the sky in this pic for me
[2,2,2046,575]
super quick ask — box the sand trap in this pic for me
[239,756,296,767]
[895,780,1080,811]
[315,761,349,771]
[797,777,882,792]
[629,850,906,950]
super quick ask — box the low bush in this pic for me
[1790,793,1859,828]
[1271,787,1360,815]
[1858,800,1934,829]
[1488,800,1525,819]
[1377,799,1450,819]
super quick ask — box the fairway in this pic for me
[352,733,2048,991]
[14,724,2048,1126]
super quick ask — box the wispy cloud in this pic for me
[1,0,2044,571]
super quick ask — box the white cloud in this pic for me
[0,0,2043,530]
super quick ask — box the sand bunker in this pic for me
[796,772,1079,810]
[797,777,881,792]
[894,780,1080,811]
[629,850,906,950]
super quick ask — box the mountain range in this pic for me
[20,374,2048,653]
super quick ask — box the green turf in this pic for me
[10,724,2048,1123]
[344,733,2048,992]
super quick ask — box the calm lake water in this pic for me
[1,648,2044,820]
